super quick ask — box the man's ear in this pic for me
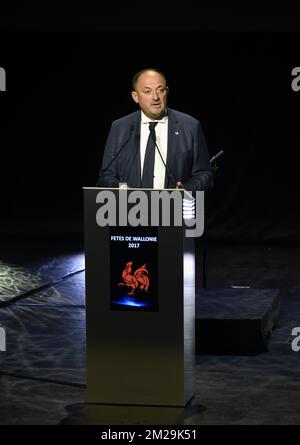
[131,91,139,104]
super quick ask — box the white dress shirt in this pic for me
[140,110,168,189]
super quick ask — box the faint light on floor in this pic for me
[0,261,42,302]
[231,286,250,288]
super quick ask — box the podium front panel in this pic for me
[84,188,195,406]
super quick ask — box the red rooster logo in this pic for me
[118,261,150,296]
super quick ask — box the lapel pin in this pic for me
[175,131,179,135]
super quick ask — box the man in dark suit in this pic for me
[96,68,213,193]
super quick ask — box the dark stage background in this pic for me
[1,21,300,242]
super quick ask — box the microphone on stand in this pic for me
[210,150,224,171]
[97,123,135,186]
[149,127,194,200]
[149,124,173,185]
[148,126,176,187]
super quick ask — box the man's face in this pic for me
[131,71,169,120]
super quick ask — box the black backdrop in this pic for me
[1,27,300,242]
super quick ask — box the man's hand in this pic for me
[176,181,184,189]
[119,183,129,189]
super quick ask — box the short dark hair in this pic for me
[132,68,167,91]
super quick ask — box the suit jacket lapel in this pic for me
[130,112,142,187]
[165,109,179,187]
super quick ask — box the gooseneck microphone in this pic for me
[210,149,224,172]
[210,149,224,164]
[149,126,194,199]
[148,125,175,187]
[97,123,135,185]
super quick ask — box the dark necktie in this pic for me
[141,122,158,188]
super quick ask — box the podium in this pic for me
[84,187,197,406]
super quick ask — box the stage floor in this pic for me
[0,237,300,425]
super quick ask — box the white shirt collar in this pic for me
[141,110,168,124]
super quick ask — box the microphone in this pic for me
[149,127,194,200]
[210,150,224,164]
[149,126,175,188]
[97,123,135,185]
[210,149,224,172]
